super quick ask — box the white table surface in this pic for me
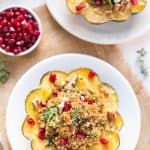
[0,0,149,91]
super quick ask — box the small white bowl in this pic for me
[0,5,42,56]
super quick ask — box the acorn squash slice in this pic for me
[68,68,101,95]
[89,131,120,150]
[39,71,67,91]
[31,137,55,150]
[66,0,147,24]
[100,83,118,113]
[22,116,38,140]
[25,88,51,119]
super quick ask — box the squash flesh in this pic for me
[66,0,147,24]
[23,68,123,150]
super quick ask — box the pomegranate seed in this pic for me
[40,101,47,107]
[5,46,10,51]
[0,37,3,44]
[8,39,16,45]
[60,137,68,145]
[94,0,102,6]
[38,127,45,132]
[19,8,27,14]
[9,26,15,32]
[76,3,85,12]
[34,31,40,36]
[49,73,56,83]
[76,132,85,139]
[84,98,93,104]
[1,44,6,49]
[27,117,35,126]
[38,131,45,140]
[100,138,109,145]
[63,102,72,112]
[53,90,60,96]
[2,20,8,26]
[131,0,138,5]
[88,70,96,78]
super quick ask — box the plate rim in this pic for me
[6,53,141,149]
[46,0,150,44]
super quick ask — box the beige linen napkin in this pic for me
[0,5,149,150]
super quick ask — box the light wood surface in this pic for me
[0,5,149,150]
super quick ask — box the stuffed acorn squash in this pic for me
[66,0,147,23]
[22,68,124,150]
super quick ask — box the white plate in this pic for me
[6,54,140,150]
[46,0,150,44]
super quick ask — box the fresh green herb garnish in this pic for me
[105,0,114,6]
[43,106,58,122]
[0,59,9,84]
[86,134,94,138]
[136,48,149,78]
[72,108,81,119]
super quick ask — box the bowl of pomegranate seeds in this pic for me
[0,6,42,56]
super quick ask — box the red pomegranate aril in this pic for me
[88,70,96,78]
[84,98,93,104]
[11,33,17,38]
[63,102,72,112]
[0,37,3,44]
[76,3,85,12]
[5,46,10,51]
[40,101,47,107]
[31,36,37,43]
[49,73,56,83]
[53,90,60,96]
[131,0,138,5]
[19,8,27,14]
[8,39,16,45]
[38,127,45,132]
[94,0,102,6]
[76,132,85,139]
[60,137,68,145]
[34,31,40,36]
[38,131,45,140]
[2,19,8,26]
[17,15,24,22]
[100,138,109,145]
[27,117,35,126]
[1,44,6,49]
[9,26,15,32]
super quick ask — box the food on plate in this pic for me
[0,7,41,55]
[66,0,147,24]
[22,68,123,150]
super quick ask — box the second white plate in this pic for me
[46,0,150,44]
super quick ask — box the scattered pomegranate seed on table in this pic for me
[0,7,40,55]
[27,117,35,126]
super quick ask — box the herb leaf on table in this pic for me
[136,48,149,78]
[0,59,9,84]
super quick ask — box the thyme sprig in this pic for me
[0,59,9,84]
[136,48,149,78]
